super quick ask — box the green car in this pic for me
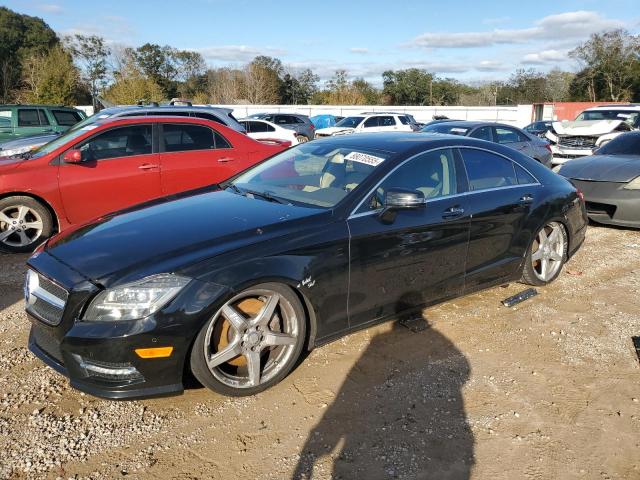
[0,105,86,143]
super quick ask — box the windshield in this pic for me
[230,142,390,208]
[334,116,364,128]
[576,110,639,128]
[421,124,469,135]
[30,124,101,159]
[597,133,640,156]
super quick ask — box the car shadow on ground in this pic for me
[292,316,474,480]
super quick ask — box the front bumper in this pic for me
[570,179,640,228]
[550,145,593,165]
[26,251,230,400]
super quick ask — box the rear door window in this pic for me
[494,127,528,144]
[514,163,538,185]
[37,110,50,125]
[162,124,231,152]
[469,126,493,141]
[18,109,42,126]
[398,116,409,125]
[78,125,152,161]
[363,117,379,128]
[460,148,517,191]
[52,110,82,126]
[378,116,396,127]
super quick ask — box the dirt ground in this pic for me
[1,224,639,480]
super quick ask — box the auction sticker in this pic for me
[345,151,385,167]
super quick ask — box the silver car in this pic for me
[421,121,553,167]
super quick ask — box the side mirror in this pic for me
[379,188,425,224]
[384,188,426,209]
[63,149,82,163]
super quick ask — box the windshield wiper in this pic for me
[243,189,288,204]
[225,183,243,195]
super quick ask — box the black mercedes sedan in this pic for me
[557,131,640,228]
[25,133,588,399]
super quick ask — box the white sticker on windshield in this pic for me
[345,151,385,167]
[450,128,468,133]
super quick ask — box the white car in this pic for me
[239,118,299,145]
[315,113,416,138]
[546,105,640,165]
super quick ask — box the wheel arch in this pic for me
[0,191,60,233]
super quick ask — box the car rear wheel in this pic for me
[190,283,306,396]
[0,196,53,253]
[296,134,309,143]
[522,221,567,286]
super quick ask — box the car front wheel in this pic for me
[522,221,568,286]
[190,283,306,396]
[0,196,53,253]
[296,134,309,143]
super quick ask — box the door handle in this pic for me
[218,157,235,163]
[519,194,534,204]
[138,163,159,170]
[442,206,465,220]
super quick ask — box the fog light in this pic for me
[73,355,143,381]
[135,346,174,358]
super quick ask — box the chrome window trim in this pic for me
[348,145,541,219]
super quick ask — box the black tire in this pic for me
[0,196,54,253]
[190,282,307,397]
[521,221,568,286]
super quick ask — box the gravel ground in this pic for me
[0,224,639,479]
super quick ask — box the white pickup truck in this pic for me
[547,105,640,165]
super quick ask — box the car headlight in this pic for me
[83,274,190,322]
[624,176,640,190]
[0,145,32,157]
[552,165,562,173]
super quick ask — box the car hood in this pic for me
[316,126,355,136]
[45,190,331,286]
[552,120,623,136]
[0,155,26,170]
[0,133,57,150]
[559,154,640,182]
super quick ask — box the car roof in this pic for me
[91,115,234,128]
[1,104,79,109]
[584,105,640,111]
[100,105,234,115]
[426,120,517,129]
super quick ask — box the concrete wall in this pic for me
[79,104,537,128]
[218,104,535,128]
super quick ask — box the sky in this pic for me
[6,0,640,85]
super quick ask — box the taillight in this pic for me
[576,189,585,202]
[544,144,552,152]
[309,124,315,130]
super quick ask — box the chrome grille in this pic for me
[25,270,68,326]
[558,136,597,149]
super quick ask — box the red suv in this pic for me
[0,116,290,252]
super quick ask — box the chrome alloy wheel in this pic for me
[0,205,44,248]
[531,221,565,282]
[203,288,300,389]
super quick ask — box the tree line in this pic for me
[1,6,639,108]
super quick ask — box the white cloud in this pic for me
[196,45,287,63]
[522,49,570,64]
[61,16,135,43]
[408,11,625,49]
[349,48,369,54]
